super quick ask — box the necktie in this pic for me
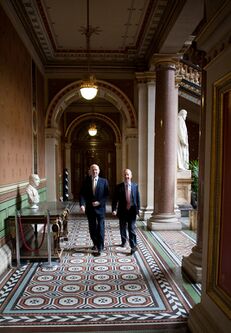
[93,178,97,195]
[125,183,131,209]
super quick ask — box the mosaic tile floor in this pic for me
[0,216,200,332]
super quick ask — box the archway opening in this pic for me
[59,97,122,200]
[45,80,136,202]
[70,118,116,200]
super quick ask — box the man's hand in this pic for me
[92,201,100,207]
[80,205,85,213]
[112,211,117,216]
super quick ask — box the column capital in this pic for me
[151,54,183,88]
[135,71,156,84]
[45,127,61,139]
[65,143,72,149]
[151,53,183,69]
[115,143,122,149]
[126,127,138,139]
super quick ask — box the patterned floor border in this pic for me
[0,218,198,332]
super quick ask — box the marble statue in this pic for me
[177,109,189,170]
[26,174,40,209]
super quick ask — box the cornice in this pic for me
[195,1,231,66]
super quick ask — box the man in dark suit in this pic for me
[112,168,140,255]
[80,164,109,256]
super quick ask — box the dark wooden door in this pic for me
[71,121,116,200]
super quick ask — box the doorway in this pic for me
[71,120,116,200]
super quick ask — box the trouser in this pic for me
[119,209,137,249]
[87,211,105,251]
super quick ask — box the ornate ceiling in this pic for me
[3,0,204,71]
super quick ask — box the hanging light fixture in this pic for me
[80,0,98,100]
[88,123,97,136]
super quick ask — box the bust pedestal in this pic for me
[176,169,192,216]
[30,204,39,209]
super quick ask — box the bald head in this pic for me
[123,169,132,183]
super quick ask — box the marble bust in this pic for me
[26,174,40,209]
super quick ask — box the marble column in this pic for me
[45,127,61,202]
[115,143,122,183]
[126,128,138,181]
[146,77,156,219]
[136,72,156,220]
[181,71,205,283]
[137,75,148,218]
[148,58,181,230]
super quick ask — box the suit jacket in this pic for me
[80,176,109,215]
[112,182,140,218]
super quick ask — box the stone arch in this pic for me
[45,80,137,128]
[65,113,122,143]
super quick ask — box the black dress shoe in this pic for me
[130,246,138,255]
[120,243,126,248]
[91,245,97,251]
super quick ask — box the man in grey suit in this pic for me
[112,169,140,255]
[80,164,109,256]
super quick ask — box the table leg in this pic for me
[15,211,21,267]
[46,210,52,266]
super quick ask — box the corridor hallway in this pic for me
[0,203,200,332]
